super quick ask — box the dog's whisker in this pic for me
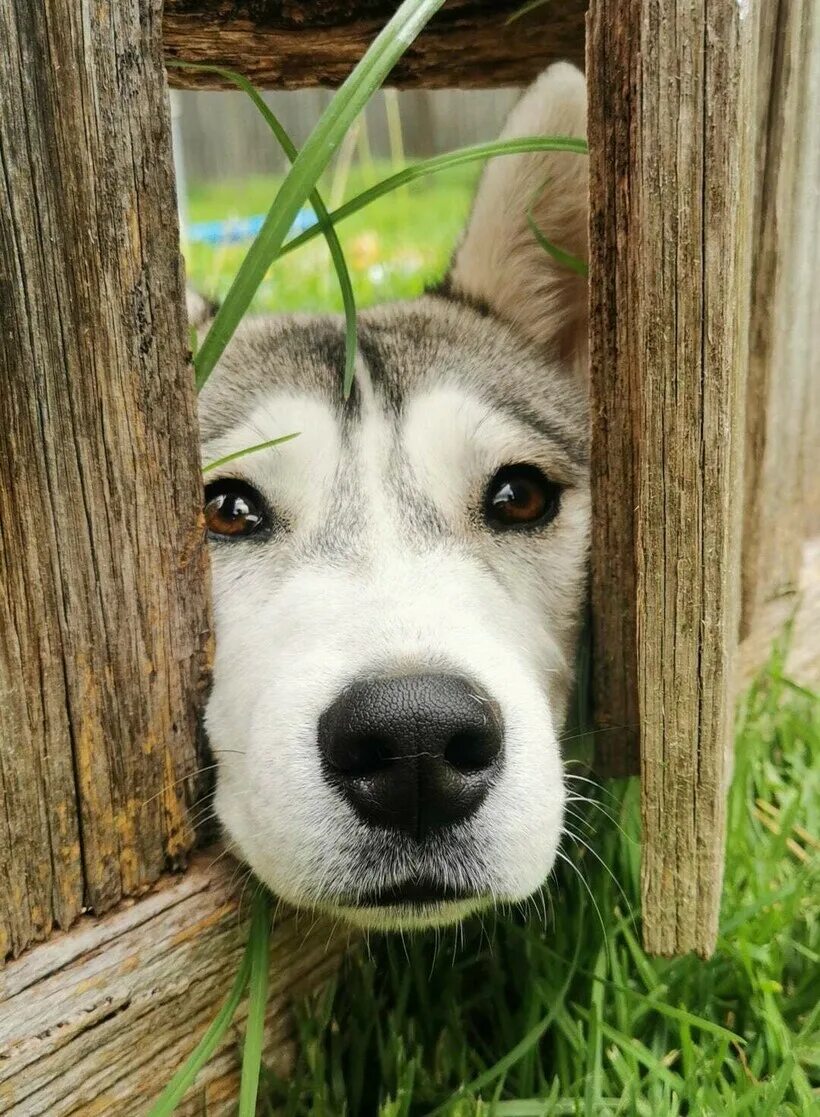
[139,763,223,811]
[564,795,637,844]
[555,848,609,946]
[562,832,637,925]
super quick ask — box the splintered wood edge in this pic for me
[0,850,349,1117]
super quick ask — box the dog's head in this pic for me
[198,64,589,929]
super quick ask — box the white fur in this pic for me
[206,386,577,925]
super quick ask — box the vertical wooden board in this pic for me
[742,0,820,635]
[0,0,211,958]
[586,0,642,778]
[588,0,755,954]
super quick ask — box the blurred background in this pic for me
[172,87,520,315]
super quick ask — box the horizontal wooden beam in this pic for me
[0,852,346,1116]
[163,1,587,90]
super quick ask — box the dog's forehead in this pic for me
[198,295,587,458]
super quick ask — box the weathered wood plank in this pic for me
[736,537,820,693]
[588,0,756,955]
[163,0,587,90]
[741,0,820,635]
[0,851,345,1116]
[585,0,641,778]
[0,0,211,959]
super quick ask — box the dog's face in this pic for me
[198,65,589,929]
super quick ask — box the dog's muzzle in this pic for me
[318,673,504,840]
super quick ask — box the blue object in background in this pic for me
[185,206,316,246]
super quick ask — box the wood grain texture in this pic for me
[0,0,211,959]
[0,851,346,1116]
[741,0,820,635]
[586,0,641,778]
[588,0,756,955]
[736,538,820,693]
[163,0,587,89]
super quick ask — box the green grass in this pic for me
[183,174,819,1116]
[264,663,819,1116]
[183,164,479,314]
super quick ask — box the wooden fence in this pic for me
[1,0,818,1112]
[173,87,521,185]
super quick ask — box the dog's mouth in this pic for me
[342,878,479,909]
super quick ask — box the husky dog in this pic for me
[197,64,589,930]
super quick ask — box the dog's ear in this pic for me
[447,63,587,368]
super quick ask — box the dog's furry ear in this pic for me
[447,63,587,367]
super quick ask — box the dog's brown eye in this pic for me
[204,479,268,539]
[484,465,561,530]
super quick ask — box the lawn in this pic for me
[183,175,819,1116]
[183,163,480,315]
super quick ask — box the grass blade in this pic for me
[191,0,447,390]
[506,0,554,24]
[170,61,359,397]
[277,137,588,263]
[202,433,300,474]
[238,890,273,1117]
[147,937,253,1116]
[527,210,588,277]
[423,927,585,1116]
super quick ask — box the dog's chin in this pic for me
[309,879,490,930]
[322,896,488,932]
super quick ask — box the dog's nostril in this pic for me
[445,728,500,773]
[318,673,504,839]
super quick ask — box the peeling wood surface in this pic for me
[0,851,346,1116]
[588,1,756,955]
[741,0,820,635]
[0,0,211,959]
[163,0,587,90]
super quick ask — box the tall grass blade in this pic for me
[202,433,300,474]
[277,138,588,263]
[170,61,359,397]
[506,0,553,24]
[191,0,447,390]
[238,890,273,1117]
[527,211,588,277]
[147,941,253,1116]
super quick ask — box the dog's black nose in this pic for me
[319,674,503,840]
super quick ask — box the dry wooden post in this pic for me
[587,1,756,955]
[163,0,587,89]
[742,0,820,634]
[0,0,210,959]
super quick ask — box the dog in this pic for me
[196,63,589,930]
